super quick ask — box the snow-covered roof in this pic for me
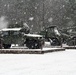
[1,28,22,31]
[24,34,43,37]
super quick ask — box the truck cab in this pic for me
[1,28,24,48]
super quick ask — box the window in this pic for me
[13,31,19,35]
[3,32,8,36]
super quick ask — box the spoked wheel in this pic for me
[51,38,61,46]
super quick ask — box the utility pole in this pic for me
[43,0,44,29]
[41,0,45,31]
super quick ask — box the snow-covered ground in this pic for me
[0,49,76,75]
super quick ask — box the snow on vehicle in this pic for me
[60,27,76,46]
[24,34,44,49]
[39,26,61,46]
[0,27,30,49]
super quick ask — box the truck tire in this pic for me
[3,44,11,49]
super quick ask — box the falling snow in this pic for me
[0,0,75,32]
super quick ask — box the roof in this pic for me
[1,28,22,31]
[24,34,43,37]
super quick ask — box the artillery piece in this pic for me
[60,27,76,46]
[39,25,76,46]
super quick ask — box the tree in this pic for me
[1,0,76,32]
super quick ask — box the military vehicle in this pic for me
[0,27,30,49]
[60,27,76,46]
[39,25,76,46]
[0,26,45,49]
[24,34,44,49]
[39,26,61,46]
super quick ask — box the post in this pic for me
[60,37,62,47]
[74,38,76,47]
[41,0,45,31]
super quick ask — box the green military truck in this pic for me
[0,27,30,49]
[0,27,44,49]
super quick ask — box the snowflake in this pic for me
[62,5,65,8]
[29,17,34,21]
[24,12,26,15]
[35,7,37,9]
[21,0,24,3]
[48,17,53,22]
[4,4,7,7]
